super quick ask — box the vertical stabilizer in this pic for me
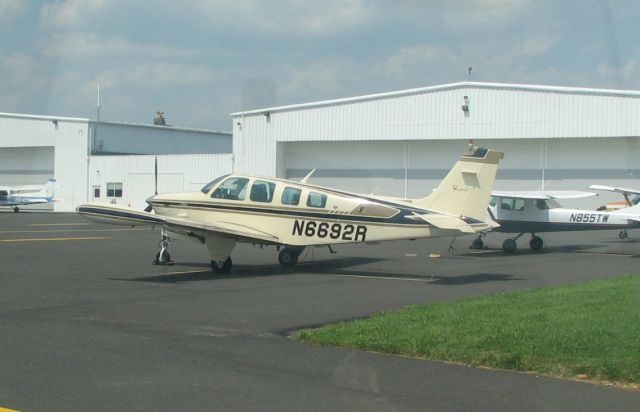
[413,145,503,221]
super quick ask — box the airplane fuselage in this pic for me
[150,178,464,247]
[489,203,639,233]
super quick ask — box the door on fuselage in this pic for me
[491,196,556,224]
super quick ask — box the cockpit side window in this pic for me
[282,187,302,205]
[201,174,230,194]
[250,180,276,203]
[307,191,327,208]
[489,196,497,207]
[0,190,8,198]
[211,177,249,200]
[535,199,549,210]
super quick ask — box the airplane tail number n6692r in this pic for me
[77,145,504,273]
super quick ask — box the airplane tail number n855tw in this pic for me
[77,145,504,273]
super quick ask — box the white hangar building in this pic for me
[0,112,232,212]
[231,81,640,209]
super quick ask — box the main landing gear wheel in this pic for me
[211,257,232,274]
[502,238,517,253]
[470,236,484,249]
[619,230,629,240]
[13,206,19,213]
[529,236,544,251]
[278,248,299,268]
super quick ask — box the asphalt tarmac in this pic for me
[0,211,638,411]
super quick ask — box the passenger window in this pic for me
[500,197,514,210]
[250,180,276,203]
[211,177,249,200]
[282,187,302,205]
[307,191,327,208]
[514,199,525,211]
[489,196,497,207]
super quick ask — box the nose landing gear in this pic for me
[152,238,174,265]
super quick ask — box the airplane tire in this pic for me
[211,257,232,274]
[154,250,171,265]
[278,248,299,268]
[619,230,628,240]
[502,238,517,253]
[529,236,544,251]
[13,206,19,213]
[471,237,484,249]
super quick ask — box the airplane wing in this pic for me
[589,185,640,196]
[491,190,597,200]
[76,203,282,244]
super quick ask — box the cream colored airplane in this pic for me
[77,145,503,273]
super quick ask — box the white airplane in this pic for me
[0,179,56,212]
[77,145,503,273]
[472,190,640,252]
[590,184,640,238]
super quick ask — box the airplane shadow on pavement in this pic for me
[108,257,387,284]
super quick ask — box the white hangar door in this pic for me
[0,147,55,185]
[279,140,467,198]
[281,141,407,197]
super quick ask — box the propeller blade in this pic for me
[144,204,153,212]
[154,156,158,195]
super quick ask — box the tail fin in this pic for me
[44,178,56,198]
[413,145,503,221]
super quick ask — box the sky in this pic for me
[1,0,639,131]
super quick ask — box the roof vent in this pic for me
[154,111,166,126]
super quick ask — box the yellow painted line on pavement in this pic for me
[0,406,21,412]
[0,236,111,242]
[0,228,146,234]
[332,273,425,282]
[27,223,91,226]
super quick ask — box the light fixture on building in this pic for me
[461,96,469,113]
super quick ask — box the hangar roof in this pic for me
[231,81,640,117]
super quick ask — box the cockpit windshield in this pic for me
[200,174,230,194]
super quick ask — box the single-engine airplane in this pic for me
[77,145,503,273]
[472,190,640,252]
[0,178,56,212]
[590,184,640,238]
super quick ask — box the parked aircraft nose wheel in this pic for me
[619,230,628,240]
[278,248,299,268]
[153,250,172,265]
[529,236,544,251]
[211,257,232,274]
[502,238,517,253]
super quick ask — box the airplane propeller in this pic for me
[144,156,158,212]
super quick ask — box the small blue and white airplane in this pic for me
[0,178,56,212]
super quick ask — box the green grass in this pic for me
[296,275,640,384]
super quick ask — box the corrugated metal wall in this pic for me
[89,154,233,209]
[91,122,232,155]
[232,83,640,177]
[0,113,90,212]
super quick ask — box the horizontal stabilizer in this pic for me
[412,213,484,233]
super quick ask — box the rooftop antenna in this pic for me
[96,81,101,122]
[468,67,472,81]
